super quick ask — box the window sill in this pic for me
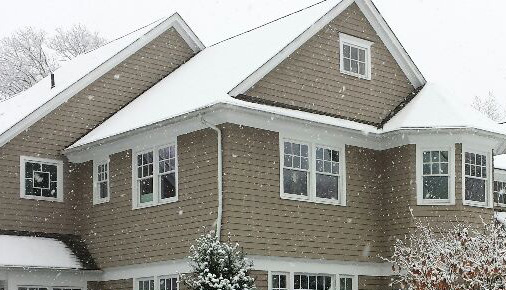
[133,197,178,210]
[21,195,63,202]
[339,68,371,80]
[463,200,491,209]
[494,202,506,208]
[280,193,345,206]
[93,198,110,205]
[417,199,454,206]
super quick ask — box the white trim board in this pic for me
[0,13,204,149]
[229,0,425,97]
[98,256,392,281]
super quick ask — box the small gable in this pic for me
[242,2,416,126]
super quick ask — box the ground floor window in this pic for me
[494,180,506,205]
[271,273,355,290]
[136,275,178,290]
[19,287,80,290]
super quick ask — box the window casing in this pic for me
[93,159,110,204]
[132,144,178,209]
[494,171,506,207]
[281,138,346,206]
[339,33,373,80]
[416,145,455,205]
[135,276,178,290]
[20,156,63,202]
[463,150,492,207]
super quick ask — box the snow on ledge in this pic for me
[495,212,506,227]
[0,235,82,269]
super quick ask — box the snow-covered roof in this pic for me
[0,14,203,147]
[495,155,506,170]
[0,235,82,269]
[382,83,505,135]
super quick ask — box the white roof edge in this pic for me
[356,0,425,88]
[0,13,204,148]
[65,101,506,155]
[229,0,425,97]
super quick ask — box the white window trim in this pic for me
[494,170,506,208]
[339,33,373,80]
[93,158,110,205]
[20,156,64,202]
[268,272,357,290]
[132,143,178,209]
[134,275,179,290]
[279,136,346,206]
[415,145,456,205]
[462,146,493,208]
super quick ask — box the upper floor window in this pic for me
[464,151,491,207]
[133,144,178,209]
[20,156,63,202]
[416,146,455,205]
[339,33,372,80]
[93,159,110,205]
[281,139,346,206]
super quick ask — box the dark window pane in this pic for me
[25,179,33,195]
[33,171,50,189]
[25,162,34,178]
[359,63,365,75]
[316,174,339,200]
[423,151,430,163]
[99,182,108,198]
[160,279,165,290]
[172,278,177,290]
[324,277,331,290]
[283,169,308,196]
[351,46,358,59]
[309,276,316,290]
[359,49,365,61]
[273,275,279,288]
[343,44,350,57]
[343,59,350,71]
[465,177,486,202]
[160,173,176,199]
[301,275,308,289]
[423,176,449,199]
[294,275,301,289]
[317,276,324,290]
[351,60,358,73]
[280,275,286,288]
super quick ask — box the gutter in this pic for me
[200,115,223,241]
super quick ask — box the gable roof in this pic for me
[0,13,204,147]
[69,0,431,149]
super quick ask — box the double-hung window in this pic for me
[133,144,177,208]
[272,273,288,290]
[494,171,506,207]
[416,146,455,205]
[138,278,155,290]
[136,276,178,290]
[281,139,345,205]
[294,274,332,290]
[464,150,491,206]
[339,33,373,80]
[20,156,63,202]
[159,276,178,290]
[271,273,356,290]
[93,159,110,204]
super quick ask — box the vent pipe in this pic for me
[50,73,55,89]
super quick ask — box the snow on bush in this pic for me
[183,233,255,290]
[386,218,506,290]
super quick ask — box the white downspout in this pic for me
[200,116,223,241]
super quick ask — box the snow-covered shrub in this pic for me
[183,233,255,290]
[386,219,506,290]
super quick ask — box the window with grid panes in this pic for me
[283,141,310,196]
[421,150,450,200]
[464,152,488,203]
[294,274,332,290]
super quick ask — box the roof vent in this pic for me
[50,73,55,89]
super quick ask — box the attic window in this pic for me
[339,33,372,80]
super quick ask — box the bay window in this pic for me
[416,146,455,205]
[281,139,345,206]
[133,144,177,209]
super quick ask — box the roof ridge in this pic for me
[208,0,331,47]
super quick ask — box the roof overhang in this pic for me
[64,101,506,163]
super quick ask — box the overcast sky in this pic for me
[1,0,505,106]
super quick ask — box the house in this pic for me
[1,0,505,289]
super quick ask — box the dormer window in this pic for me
[339,33,372,80]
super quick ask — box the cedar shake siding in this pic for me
[74,129,219,268]
[244,3,415,126]
[358,276,391,290]
[0,27,195,234]
[88,279,133,290]
[220,124,495,261]
[220,123,384,262]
